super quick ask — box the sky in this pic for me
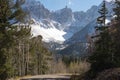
[37,0,104,12]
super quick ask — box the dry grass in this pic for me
[68,61,90,75]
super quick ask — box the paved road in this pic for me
[20,74,71,80]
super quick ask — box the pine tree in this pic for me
[0,0,53,79]
[11,25,31,77]
[0,0,28,79]
[29,36,52,75]
[111,0,120,67]
[88,0,113,78]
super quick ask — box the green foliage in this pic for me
[0,0,27,79]
[88,1,114,78]
[87,1,120,79]
[29,36,52,75]
[0,0,52,79]
[111,0,120,67]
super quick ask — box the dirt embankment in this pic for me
[95,68,120,80]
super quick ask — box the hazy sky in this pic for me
[37,0,104,12]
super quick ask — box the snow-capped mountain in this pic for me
[59,1,114,56]
[66,1,114,44]
[24,0,50,19]
[23,0,114,53]
[51,6,74,25]
[24,0,98,43]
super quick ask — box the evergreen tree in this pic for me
[0,0,28,79]
[111,0,120,67]
[30,36,52,75]
[11,25,31,77]
[0,0,53,79]
[88,0,113,78]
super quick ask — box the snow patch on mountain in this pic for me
[105,19,111,24]
[31,19,67,43]
[105,0,115,2]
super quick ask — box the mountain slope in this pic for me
[23,0,99,44]
[23,0,114,53]
[31,19,66,43]
[60,1,114,55]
